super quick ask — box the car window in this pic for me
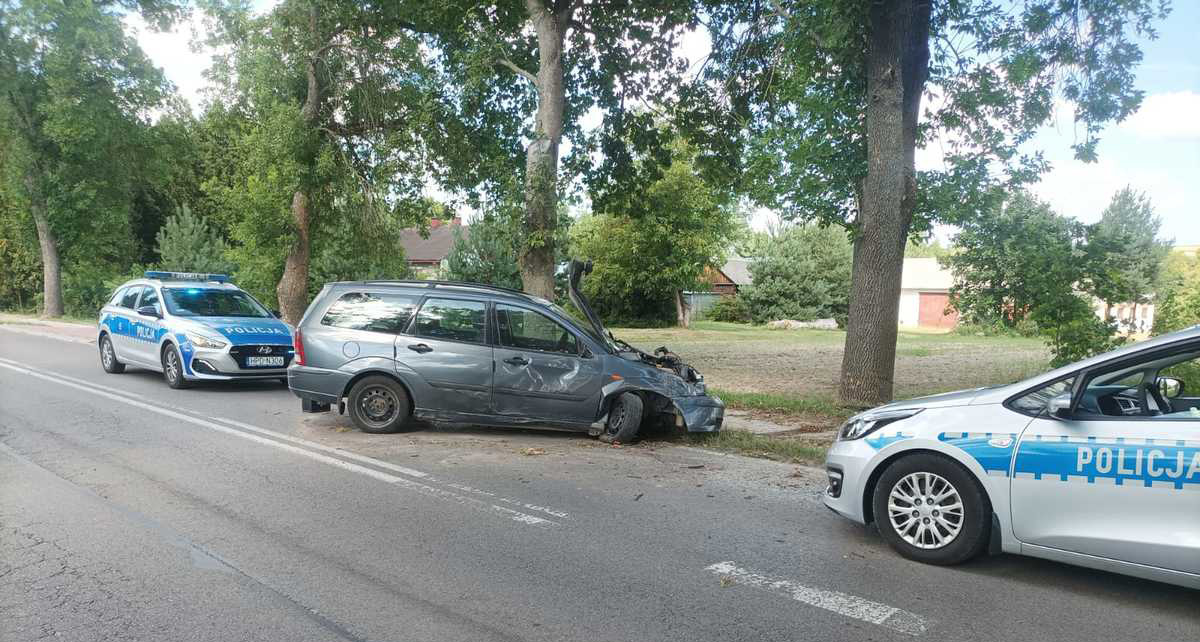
[412,298,486,344]
[139,287,160,313]
[162,288,272,318]
[108,287,127,307]
[1010,377,1075,415]
[119,287,142,309]
[497,304,579,355]
[320,292,419,334]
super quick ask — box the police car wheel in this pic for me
[161,344,192,389]
[872,454,990,566]
[99,335,125,374]
[347,376,412,434]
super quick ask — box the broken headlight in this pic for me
[837,408,924,441]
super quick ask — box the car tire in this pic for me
[99,335,125,374]
[872,453,990,566]
[600,392,643,444]
[161,344,191,389]
[347,376,412,434]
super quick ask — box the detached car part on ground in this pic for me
[287,260,723,442]
[825,324,1200,590]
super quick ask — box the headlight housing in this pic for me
[837,407,924,441]
[186,332,228,349]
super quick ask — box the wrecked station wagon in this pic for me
[288,260,724,441]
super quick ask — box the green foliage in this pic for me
[445,216,523,291]
[62,263,150,318]
[1084,187,1170,306]
[692,0,1169,233]
[704,295,751,323]
[740,225,853,324]
[905,239,952,259]
[570,144,739,326]
[946,191,1127,366]
[1153,252,1200,335]
[0,0,183,313]
[155,204,235,274]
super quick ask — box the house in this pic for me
[898,257,959,329]
[399,218,466,279]
[701,257,753,295]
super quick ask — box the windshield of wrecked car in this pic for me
[548,302,613,352]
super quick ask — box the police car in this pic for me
[97,272,294,388]
[825,325,1200,589]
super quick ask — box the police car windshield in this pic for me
[163,288,272,318]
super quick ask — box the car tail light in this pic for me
[294,327,305,366]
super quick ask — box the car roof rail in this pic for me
[355,280,536,298]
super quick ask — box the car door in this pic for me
[107,286,144,361]
[492,303,605,424]
[128,286,164,364]
[1010,351,1200,574]
[400,296,493,417]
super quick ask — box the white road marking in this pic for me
[0,358,561,527]
[705,561,931,636]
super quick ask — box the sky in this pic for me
[125,3,1200,244]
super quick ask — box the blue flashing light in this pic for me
[144,271,230,283]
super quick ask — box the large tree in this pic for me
[0,0,181,317]
[202,0,464,322]
[405,1,700,299]
[692,0,1169,404]
[1084,186,1170,312]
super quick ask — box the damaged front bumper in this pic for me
[674,394,725,433]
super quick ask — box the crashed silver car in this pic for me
[287,260,724,440]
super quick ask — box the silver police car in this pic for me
[97,272,294,388]
[825,325,1200,589]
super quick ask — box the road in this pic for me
[1,326,1196,642]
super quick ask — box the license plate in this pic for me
[245,356,285,367]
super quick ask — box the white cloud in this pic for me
[1119,91,1200,139]
[124,12,214,112]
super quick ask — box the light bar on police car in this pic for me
[143,271,230,283]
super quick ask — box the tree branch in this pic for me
[496,57,539,88]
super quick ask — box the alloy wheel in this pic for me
[887,471,964,550]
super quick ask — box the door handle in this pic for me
[503,356,529,366]
[407,343,433,354]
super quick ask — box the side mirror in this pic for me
[1158,376,1184,399]
[580,347,593,359]
[1046,392,1073,419]
[136,305,161,319]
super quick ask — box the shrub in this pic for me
[705,295,751,323]
[740,224,852,324]
[155,204,235,274]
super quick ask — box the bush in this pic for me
[155,204,235,274]
[740,224,852,324]
[705,295,751,323]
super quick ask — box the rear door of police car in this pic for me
[1010,345,1200,575]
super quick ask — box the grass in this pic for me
[0,311,94,325]
[708,388,854,422]
[679,429,829,465]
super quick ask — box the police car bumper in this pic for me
[822,437,876,525]
[183,345,292,380]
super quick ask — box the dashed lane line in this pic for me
[705,561,932,636]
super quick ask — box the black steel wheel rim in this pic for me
[358,386,398,427]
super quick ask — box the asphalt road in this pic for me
[1,327,1196,642]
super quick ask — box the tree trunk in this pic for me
[675,290,691,328]
[276,190,312,324]
[518,0,569,300]
[24,173,63,317]
[838,0,931,406]
[275,11,322,325]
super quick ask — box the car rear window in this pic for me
[412,298,486,344]
[320,292,419,334]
